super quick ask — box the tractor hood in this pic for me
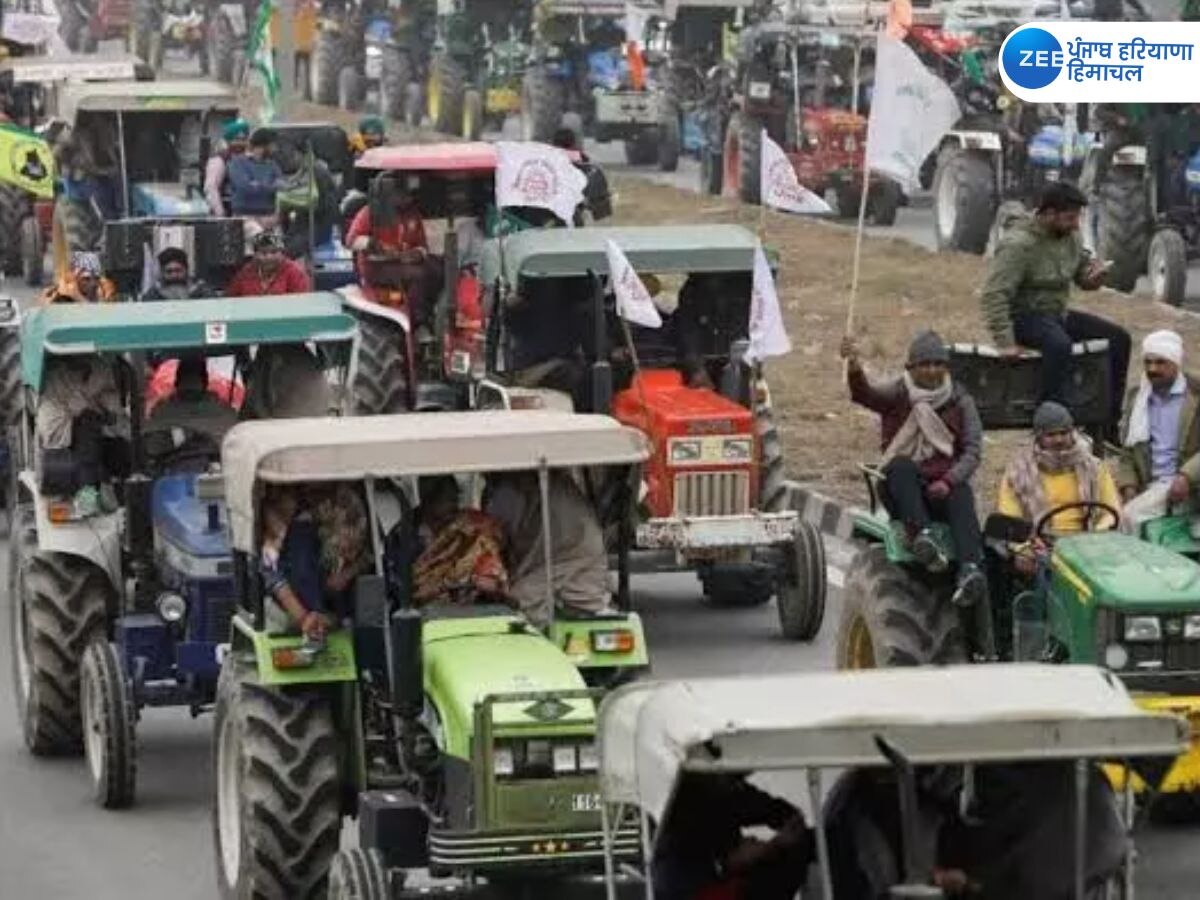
[153,474,231,561]
[1053,533,1200,609]
[423,616,593,756]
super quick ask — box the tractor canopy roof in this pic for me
[221,410,649,550]
[485,224,763,283]
[541,0,661,17]
[22,294,355,390]
[269,121,352,174]
[57,79,239,121]
[597,664,1187,826]
[356,141,583,175]
[1052,532,1200,610]
[0,53,142,84]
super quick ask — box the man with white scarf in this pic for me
[842,330,987,613]
[1115,330,1200,530]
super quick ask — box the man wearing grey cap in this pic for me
[842,330,987,611]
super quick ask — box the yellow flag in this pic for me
[0,125,55,199]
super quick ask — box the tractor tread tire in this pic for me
[756,396,787,514]
[932,149,995,254]
[777,520,827,641]
[521,67,565,144]
[1094,167,1151,293]
[353,314,408,415]
[379,45,413,123]
[314,27,349,107]
[623,135,657,166]
[21,216,44,287]
[657,106,681,172]
[13,535,112,754]
[836,545,966,668]
[329,848,390,900]
[429,52,467,137]
[213,658,341,899]
[736,113,763,205]
[81,639,137,809]
[1149,228,1188,307]
[0,185,31,276]
[0,326,24,434]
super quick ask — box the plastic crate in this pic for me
[948,339,1111,430]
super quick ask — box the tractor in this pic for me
[522,0,681,171]
[49,79,240,255]
[718,21,903,222]
[340,141,610,418]
[478,224,827,641]
[426,0,529,139]
[211,410,650,897]
[833,340,1200,810]
[7,294,359,808]
[98,216,248,299]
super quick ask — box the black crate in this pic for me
[359,790,429,870]
[948,340,1112,430]
[194,219,244,269]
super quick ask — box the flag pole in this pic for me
[846,18,877,339]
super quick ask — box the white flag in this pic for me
[623,0,651,45]
[606,240,662,329]
[865,33,960,195]
[760,130,832,215]
[746,245,791,363]
[495,141,588,228]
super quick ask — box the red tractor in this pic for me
[478,223,826,641]
[339,141,611,414]
[718,21,902,223]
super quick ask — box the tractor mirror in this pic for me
[984,513,1031,544]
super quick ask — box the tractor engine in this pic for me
[612,370,756,521]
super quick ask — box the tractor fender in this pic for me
[218,2,248,38]
[941,130,1002,154]
[336,285,412,334]
[21,470,123,593]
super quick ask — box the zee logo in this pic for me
[1001,26,1065,90]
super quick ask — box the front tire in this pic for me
[328,848,390,899]
[80,639,136,809]
[1148,228,1188,306]
[427,52,467,136]
[313,26,348,106]
[777,520,826,641]
[520,67,565,143]
[722,112,763,204]
[353,314,409,414]
[836,546,966,668]
[1089,165,1151,293]
[379,45,413,122]
[657,99,681,172]
[932,148,996,254]
[212,656,341,900]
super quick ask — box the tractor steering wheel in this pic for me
[1033,500,1122,544]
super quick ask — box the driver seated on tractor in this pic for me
[225,229,312,297]
[997,402,1122,576]
[1115,330,1200,532]
[344,173,442,335]
[412,476,510,608]
[483,469,612,629]
[349,115,386,157]
[140,247,212,301]
[42,250,117,305]
[503,272,596,410]
[143,357,239,473]
[675,271,753,389]
[260,482,373,642]
[841,330,988,609]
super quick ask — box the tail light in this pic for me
[591,629,636,654]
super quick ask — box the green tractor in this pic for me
[835,344,1200,808]
[212,410,650,897]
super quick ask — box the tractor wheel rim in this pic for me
[217,710,242,883]
[936,167,957,240]
[1150,242,1167,297]
[82,658,104,785]
[845,616,875,669]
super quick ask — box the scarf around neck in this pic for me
[880,374,957,466]
[1006,434,1100,526]
[1124,372,1186,448]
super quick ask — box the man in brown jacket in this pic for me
[1116,330,1200,530]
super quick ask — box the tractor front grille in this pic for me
[673,471,751,518]
[202,597,236,643]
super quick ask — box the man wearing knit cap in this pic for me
[998,402,1121,555]
[841,330,988,612]
[1115,329,1200,529]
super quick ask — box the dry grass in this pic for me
[607,174,1200,507]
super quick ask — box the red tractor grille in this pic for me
[673,471,751,518]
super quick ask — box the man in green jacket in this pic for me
[979,181,1131,440]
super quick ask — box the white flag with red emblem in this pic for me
[606,240,662,329]
[495,141,587,227]
[759,130,832,215]
[746,245,791,363]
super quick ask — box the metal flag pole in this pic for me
[846,20,876,340]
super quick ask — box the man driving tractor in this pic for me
[140,247,213,301]
[225,229,312,297]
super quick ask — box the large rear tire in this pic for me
[428,52,467,136]
[777,520,826,641]
[722,112,763,204]
[212,656,341,900]
[0,185,30,277]
[657,96,681,172]
[836,546,966,668]
[379,44,413,122]
[932,148,995,254]
[10,523,113,755]
[328,848,390,900]
[313,26,349,107]
[520,67,564,143]
[80,639,136,809]
[1091,166,1151,293]
[353,314,408,414]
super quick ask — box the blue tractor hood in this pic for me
[153,474,231,559]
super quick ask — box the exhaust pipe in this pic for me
[388,608,423,722]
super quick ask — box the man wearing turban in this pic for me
[1116,330,1200,529]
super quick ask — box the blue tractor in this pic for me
[7,294,359,809]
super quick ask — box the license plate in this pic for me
[571,792,600,813]
[749,81,771,99]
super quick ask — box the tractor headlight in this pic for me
[156,592,187,624]
[1124,616,1162,642]
[578,743,599,772]
[722,438,753,462]
[1185,615,1200,640]
[669,439,702,464]
[1104,643,1129,670]
[553,745,578,774]
[494,746,515,777]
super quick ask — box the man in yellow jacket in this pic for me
[998,402,1121,573]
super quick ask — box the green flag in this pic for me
[247,0,280,121]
